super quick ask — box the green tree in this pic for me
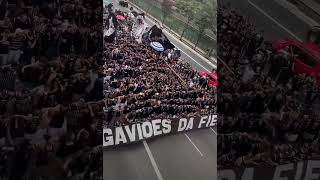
[176,0,200,40]
[193,2,214,49]
[161,0,176,26]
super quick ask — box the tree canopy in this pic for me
[176,0,215,33]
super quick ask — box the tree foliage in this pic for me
[193,0,215,47]
[194,1,215,34]
[161,0,176,24]
[160,0,216,47]
[176,0,200,21]
[176,0,215,33]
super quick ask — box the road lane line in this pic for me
[184,133,204,157]
[210,127,217,135]
[143,140,164,180]
[247,0,302,41]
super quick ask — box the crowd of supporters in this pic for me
[103,5,216,127]
[217,4,320,169]
[0,0,103,179]
[5,0,319,176]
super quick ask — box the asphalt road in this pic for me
[103,127,217,180]
[223,0,315,41]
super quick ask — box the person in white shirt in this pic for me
[131,15,147,43]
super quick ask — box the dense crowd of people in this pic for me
[5,0,319,176]
[103,4,216,127]
[0,0,103,179]
[217,4,320,169]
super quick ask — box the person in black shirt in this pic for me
[0,0,7,20]
[0,30,9,65]
[20,30,37,65]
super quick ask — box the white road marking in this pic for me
[184,133,204,157]
[248,0,302,41]
[274,0,319,27]
[143,140,164,180]
[210,127,217,135]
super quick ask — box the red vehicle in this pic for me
[199,71,217,87]
[272,26,320,84]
